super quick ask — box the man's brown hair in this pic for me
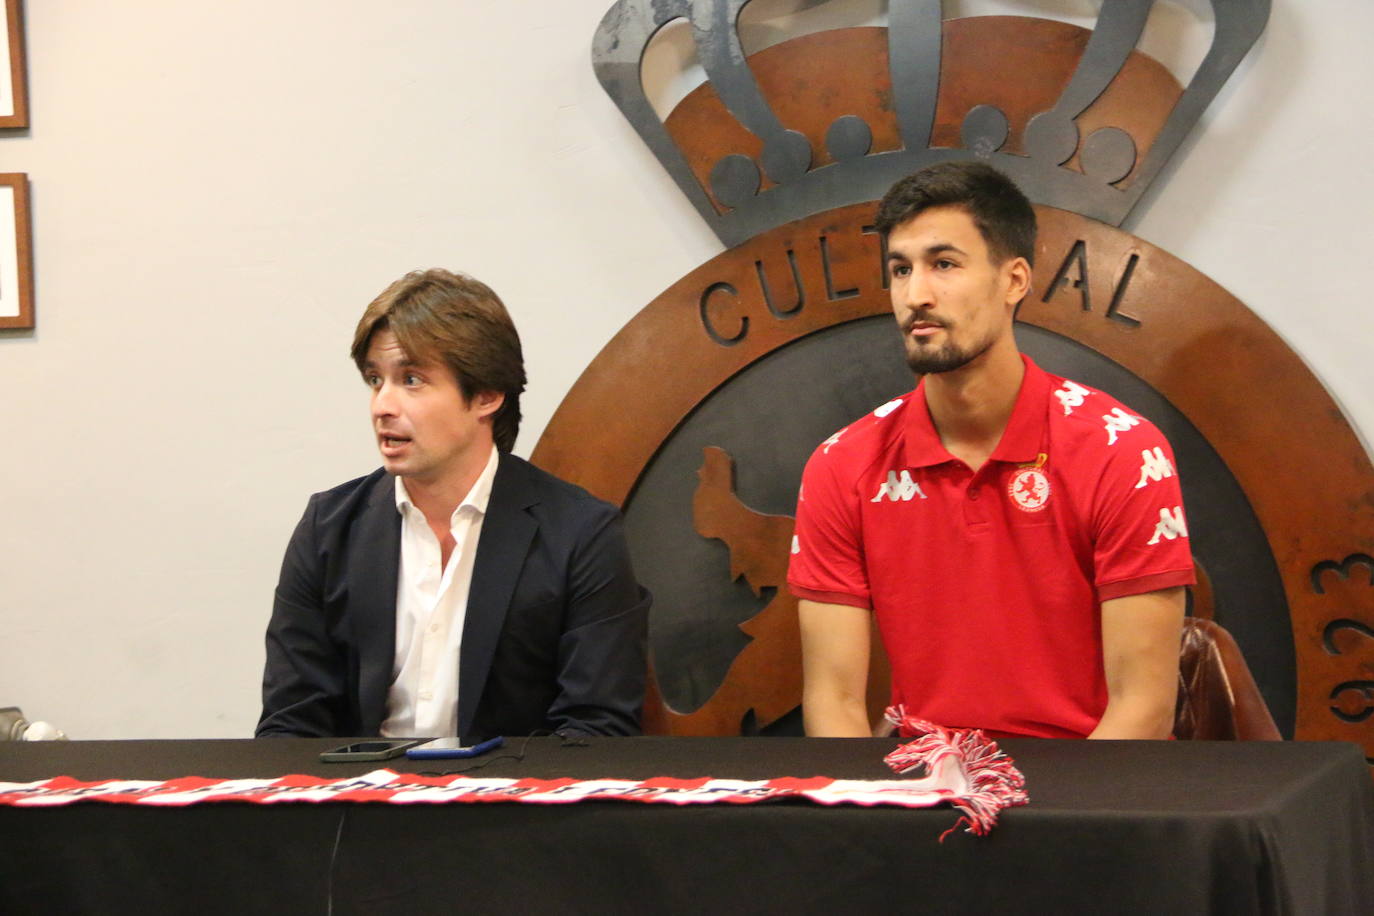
[351,268,526,452]
[875,160,1037,266]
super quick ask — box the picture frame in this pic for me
[0,0,26,129]
[0,173,33,329]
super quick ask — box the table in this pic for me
[1,737,1371,915]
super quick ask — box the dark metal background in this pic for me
[593,0,1271,246]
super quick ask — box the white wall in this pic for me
[1,1,1368,738]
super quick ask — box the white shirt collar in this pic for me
[393,445,500,527]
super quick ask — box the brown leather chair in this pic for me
[1173,616,1282,741]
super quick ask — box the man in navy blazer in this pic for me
[256,269,649,741]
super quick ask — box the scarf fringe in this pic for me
[882,706,1029,840]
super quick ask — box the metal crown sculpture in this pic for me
[593,0,1271,248]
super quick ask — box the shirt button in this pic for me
[429,623,440,634]
[968,487,980,500]
[418,690,433,701]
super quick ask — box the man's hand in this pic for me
[799,599,873,737]
[1089,587,1185,739]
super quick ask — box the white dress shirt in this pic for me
[379,446,499,738]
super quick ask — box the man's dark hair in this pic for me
[351,268,526,452]
[874,161,1037,266]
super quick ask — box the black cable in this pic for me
[325,804,348,916]
[326,729,589,913]
[413,731,542,777]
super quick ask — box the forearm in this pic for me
[1092,588,1185,740]
[799,599,873,737]
[549,590,650,736]
[257,604,347,738]
[550,510,650,736]
[1088,693,1176,739]
[802,687,871,737]
[257,499,347,738]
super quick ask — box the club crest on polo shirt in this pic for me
[1008,466,1051,512]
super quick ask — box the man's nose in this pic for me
[371,381,399,417]
[899,269,935,312]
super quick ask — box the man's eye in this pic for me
[404,374,422,386]
[364,374,381,387]
[890,264,911,278]
[934,259,956,270]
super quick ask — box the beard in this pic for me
[902,326,996,375]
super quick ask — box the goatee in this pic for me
[906,344,976,375]
[902,331,996,375]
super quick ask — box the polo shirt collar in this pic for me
[903,354,1050,468]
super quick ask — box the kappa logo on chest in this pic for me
[870,470,927,503]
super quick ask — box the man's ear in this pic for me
[1003,256,1032,308]
[473,390,505,420]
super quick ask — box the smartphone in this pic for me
[405,736,505,760]
[319,739,422,763]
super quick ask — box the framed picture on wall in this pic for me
[0,0,26,128]
[0,173,33,329]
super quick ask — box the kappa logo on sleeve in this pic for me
[1147,506,1189,544]
[1054,380,1091,415]
[870,470,927,503]
[1103,408,1141,445]
[1134,447,1176,489]
[873,398,904,418]
[822,428,846,453]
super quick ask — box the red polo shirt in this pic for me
[788,356,1195,738]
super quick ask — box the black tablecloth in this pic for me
[1,737,1371,915]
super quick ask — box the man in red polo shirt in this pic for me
[788,162,1193,739]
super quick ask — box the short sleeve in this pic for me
[1090,425,1197,600]
[787,444,871,609]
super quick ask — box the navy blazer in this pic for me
[256,453,649,740]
